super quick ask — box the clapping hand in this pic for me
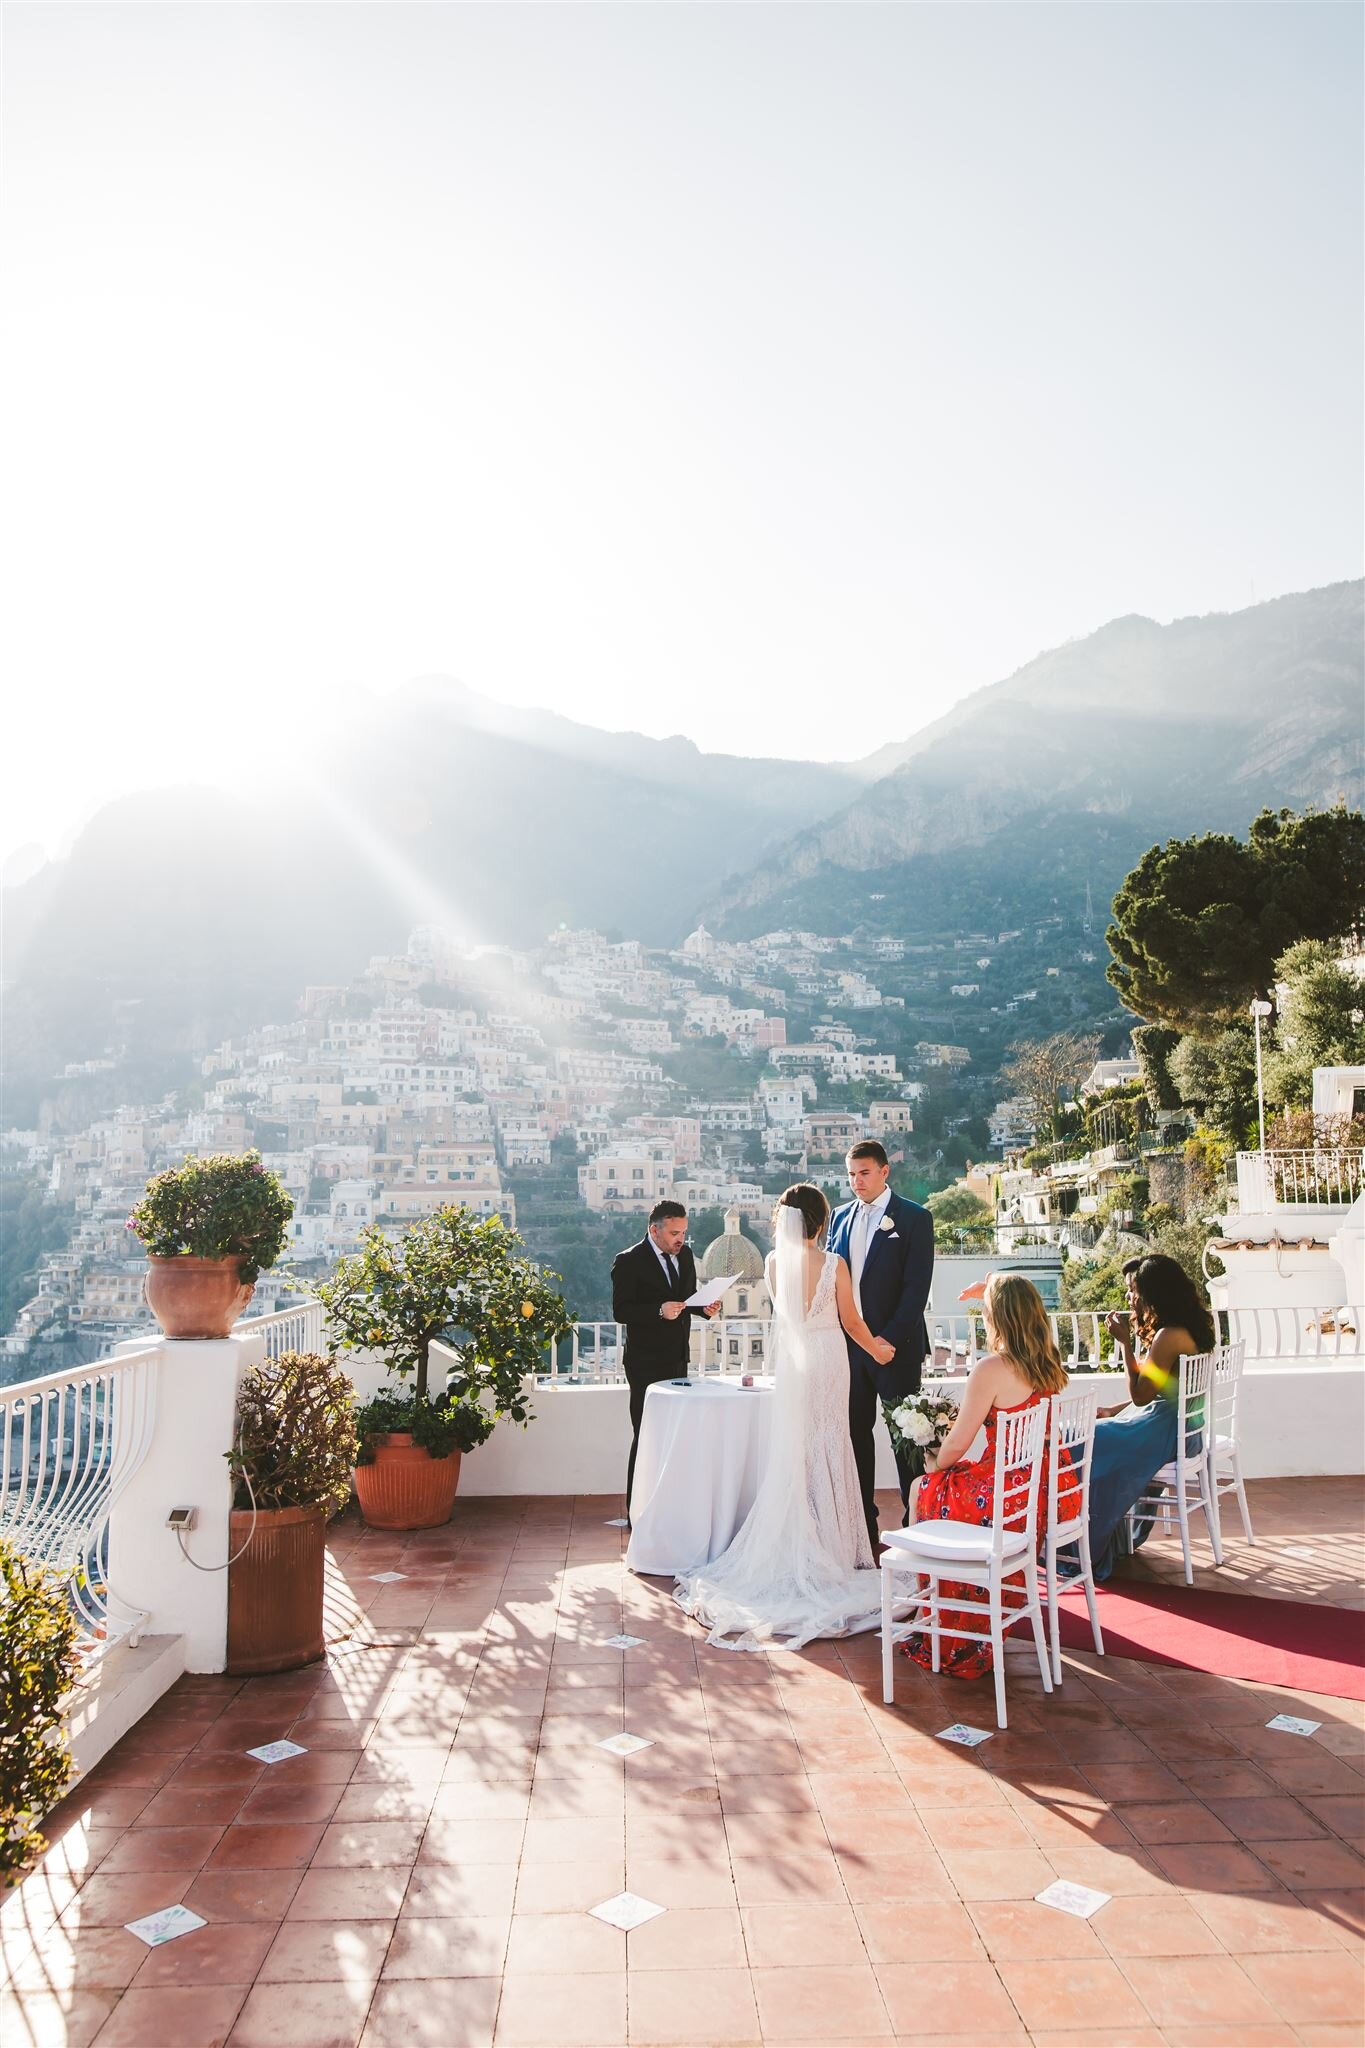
[1104,1310,1131,1344]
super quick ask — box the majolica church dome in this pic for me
[691,1209,773,1376]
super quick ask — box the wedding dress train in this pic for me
[674,1224,884,1652]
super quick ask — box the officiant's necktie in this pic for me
[666,1254,679,1291]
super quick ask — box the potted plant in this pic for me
[317,1206,573,1531]
[0,1540,80,1887]
[225,1349,358,1674]
[128,1151,294,1339]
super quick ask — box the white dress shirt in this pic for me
[649,1236,681,1294]
[849,1187,892,1314]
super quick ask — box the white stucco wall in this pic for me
[1235,1361,1365,1479]
[108,1330,265,1671]
[444,1368,1365,1499]
[452,1383,907,1498]
[442,1362,1365,1496]
[341,1345,1365,1498]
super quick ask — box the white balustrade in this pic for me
[540,1320,768,1383]
[0,1346,160,1659]
[1221,1303,1364,1360]
[1236,1148,1365,1209]
[927,1310,1110,1371]
[541,1310,1115,1382]
[238,1300,326,1357]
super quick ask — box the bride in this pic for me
[675,1182,893,1651]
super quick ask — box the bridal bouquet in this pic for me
[886,1391,960,1477]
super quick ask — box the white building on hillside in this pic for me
[579,1146,676,1213]
[1080,1056,1140,1098]
[690,1209,772,1375]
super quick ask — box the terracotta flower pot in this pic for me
[226,1503,325,1675]
[353,1432,463,1531]
[145,1256,254,1340]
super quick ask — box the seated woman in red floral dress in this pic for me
[903,1273,1080,1679]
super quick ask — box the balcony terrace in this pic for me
[3,1190,1363,2045]
[3,1479,1362,2048]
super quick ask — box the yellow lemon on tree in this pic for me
[521,1300,535,1318]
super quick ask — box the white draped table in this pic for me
[626,1376,775,1577]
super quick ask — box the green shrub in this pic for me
[924,1185,994,1249]
[1145,1216,1222,1300]
[352,1387,494,1463]
[229,1351,358,1516]
[0,1542,81,1887]
[1095,1173,1148,1226]
[128,1152,293,1283]
[1184,1123,1236,1197]
[1132,1024,1182,1113]
[1058,1251,1129,1362]
[1021,1142,1063,1170]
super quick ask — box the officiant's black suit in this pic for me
[612,1235,702,1513]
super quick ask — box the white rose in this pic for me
[878,1216,896,1232]
[902,1410,935,1447]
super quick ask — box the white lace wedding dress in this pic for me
[674,1218,884,1652]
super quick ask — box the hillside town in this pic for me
[1,905,1122,1377]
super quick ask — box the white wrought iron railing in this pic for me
[540,1310,1118,1383]
[539,1319,771,1384]
[238,1300,326,1356]
[1218,1303,1363,1360]
[927,1310,1114,1370]
[0,1345,160,1659]
[1235,1149,1365,1210]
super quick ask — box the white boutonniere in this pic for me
[878,1216,896,1233]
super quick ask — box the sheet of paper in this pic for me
[936,1723,994,1747]
[1035,1880,1110,1920]
[247,1739,308,1765]
[683,1275,738,1309]
[602,1634,646,1650]
[125,1905,207,1946]
[1266,1714,1321,1736]
[597,1731,653,1757]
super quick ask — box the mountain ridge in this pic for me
[4,580,1360,1106]
[705,579,1363,930]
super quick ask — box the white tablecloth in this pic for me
[626,1376,775,1576]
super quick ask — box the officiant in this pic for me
[612,1199,721,1518]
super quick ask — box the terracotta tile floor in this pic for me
[4,1478,1363,2046]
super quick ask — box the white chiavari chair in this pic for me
[880,1399,1053,1730]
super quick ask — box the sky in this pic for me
[1,1,1361,874]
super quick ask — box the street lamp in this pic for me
[1249,998,1273,1159]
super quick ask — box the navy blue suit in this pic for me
[827,1189,934,1548]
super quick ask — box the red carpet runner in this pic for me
[1056,1579,1365,1699]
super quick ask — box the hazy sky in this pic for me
[2,1,1361,871]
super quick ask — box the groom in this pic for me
[827,1141,935,1552]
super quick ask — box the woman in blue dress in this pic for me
[1085,1254,1216,1581]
